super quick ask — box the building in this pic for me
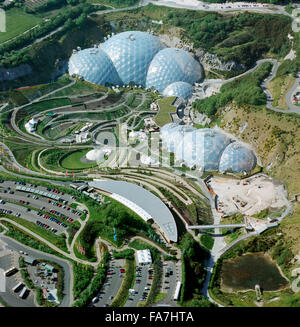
[137,249,152,265]
[24,256,37,266]
[88,180,178,243]
[160,124,257,173]
[68,31,203,99]
[25,118,38,133]
[44,264,55,272]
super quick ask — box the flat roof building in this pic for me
[24,256,37,266]
[137,249,152,265]
[89,179,178,243]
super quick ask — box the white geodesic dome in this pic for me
[86,149,105,161]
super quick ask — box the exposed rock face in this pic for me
[195,50,245,72]
[0,64,32,82]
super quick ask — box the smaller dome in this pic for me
[68,48,122,86]
[219,142,257,173]
[163,81,194,99]
[86,149,105,161]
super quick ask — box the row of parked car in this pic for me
[36,220,57,233]
[36,212,67,228]
[49,209,73,222]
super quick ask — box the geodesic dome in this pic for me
[86,149,105,162]
[160,123,196,153]
[162,81,194,99]
[146,48,203,92]
[219,142,257,173]
[175,129,231,170]
[100,31,165,86]
[68,48,122,85]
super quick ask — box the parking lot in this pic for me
[0,235,71,307]
[93,259,125,307]
[0,180,85,235]
[0,247,35,307]
[124,264,153,307]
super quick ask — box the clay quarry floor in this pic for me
[209,174,289,216]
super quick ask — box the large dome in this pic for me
[146,48,203,92]
[160,123,196,153]
[219,142,257,173]
[68,48,122,85]
[162,81,194,99]
[175,129,231,170]
[100,31,165,86]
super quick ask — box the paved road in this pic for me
[0,234,73,307]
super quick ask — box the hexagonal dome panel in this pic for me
[162,81,194,99]
[68,48,122,85]
[160,123,196,153]
[175,129,231,170]
[100,31,165,86]
[146,48,203,92]
[219,142,257,173]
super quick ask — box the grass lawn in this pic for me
[3,215,69,253]
[154,292,167,303]
[4,139,42,168]
[60,148,97,170]
[200,234,214,250]
[18,76,72,101]
[47,80,107,98]
[86,0,139,8]
[154,96,176,127]
[23,98,71,116]
[268,74,296,110]
[0,7,43,43]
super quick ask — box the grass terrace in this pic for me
[0,7,43,43]
[154,96,176,127]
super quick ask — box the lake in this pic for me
[221,252,289,292]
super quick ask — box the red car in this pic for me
[48,200,51,203]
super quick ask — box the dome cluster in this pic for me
[68,31,203,99]
[160,123,257,173]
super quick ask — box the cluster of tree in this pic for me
[104,0,139,7]
[112,249,135,260]
[79,202,151,259]
[178,233,212,307]
[1,0,24,10]
[73,263,95,299]
[0,4,93,62]
[30,0,86,13]
[193,62,272,116]
[73,252,110,307]
[166,11,292,69]
[144,248,163,305]
[202,0,296,3]
[276,59,299,78]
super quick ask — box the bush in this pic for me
[73,263,95,299]
[193,62,273,116]
[73,252,110,307]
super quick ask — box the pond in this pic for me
[221,252,289,292]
